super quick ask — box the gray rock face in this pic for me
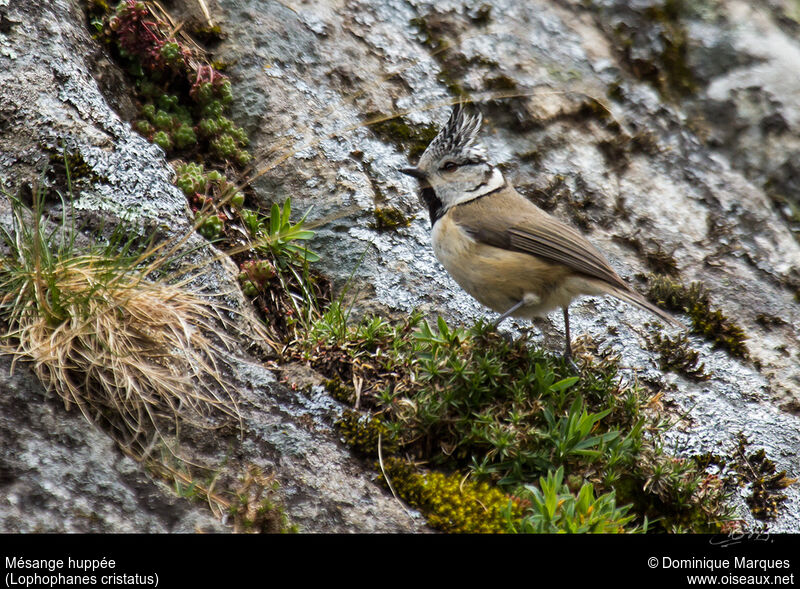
[0,355,227,533]
[0,0,798,532]
[216,0,800,530]
[0,0,424,533]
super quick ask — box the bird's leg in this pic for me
[493,299,525,328]
[563,307,579,373]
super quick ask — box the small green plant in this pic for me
[231,198,329,345]
[175,161,209,197]
[227,466,297,533]
[136,90,196,151]
[509,467,641,533]
[236,259,276,298]
[305,298,362,348]
[195,212,223,240]
[97,1,251,166]
[395,319,635,487]
[148,453,296,533]
[294,312,735,533]
[541,396,622,464]
[245,199,319,265]
[174,162,246,243]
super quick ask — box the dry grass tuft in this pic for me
[0,186,241,457]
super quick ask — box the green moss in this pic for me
[409,14,471,100]
[409,16,444,52]
[367,114,440,160]
[763,177,800,244]
[484,74,518,92]
[612,0,697,100]
[597,137,631,173]
[47,148,103,184]
[732,435,796,521]
[615,236,679,276]
[379,457,522,533]
[755,314,787,329]
[647,0,696,96]
[468,5,492,26]
[436,70,469,99]
[518,174,568,212]
[324,377,353,404]
[190,24,226,44]
[371,206,412,231]
[647,274,749,358]
[700,434,796,522]
[615,452,730,533]
[645,329,709,381]
[629,129,662,155]
[88,0,111,12]
[518,149,542,166]
[335,409,396,457]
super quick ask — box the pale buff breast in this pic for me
[431,214,598,317]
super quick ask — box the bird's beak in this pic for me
[400,167,427,181]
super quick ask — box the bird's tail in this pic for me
[606,285,684,329]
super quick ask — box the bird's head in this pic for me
[400,104,503,213]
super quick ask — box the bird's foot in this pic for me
[563,354,580,374]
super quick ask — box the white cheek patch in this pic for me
[451,168,505,205]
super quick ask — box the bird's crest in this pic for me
[420,103,486,165]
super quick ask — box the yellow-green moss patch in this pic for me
[647,274,749,359]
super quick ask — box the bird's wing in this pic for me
[507,223,629,290]
[450,190,683,328]
[452,193,630,292]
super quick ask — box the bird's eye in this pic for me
[441,161,458,172]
